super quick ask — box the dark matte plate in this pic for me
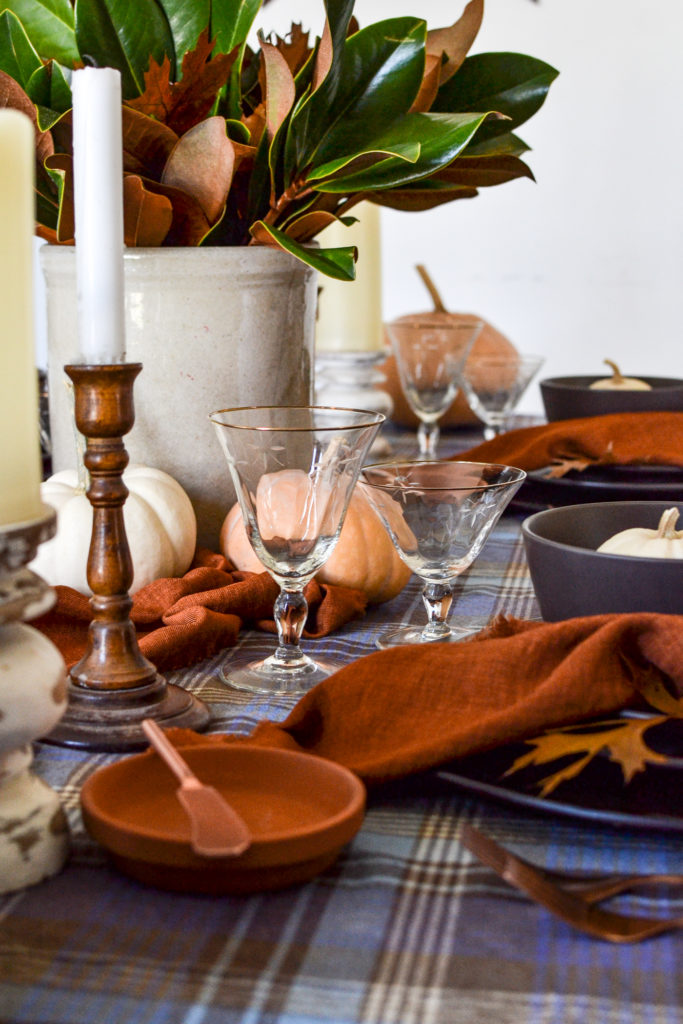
[437,717,683,833]
[512,464,683,512]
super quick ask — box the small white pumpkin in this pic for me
[589,359,651,391]
[597,508,683,559]
[30,465,197,594]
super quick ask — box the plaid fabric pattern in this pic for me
[2,423,682,1024]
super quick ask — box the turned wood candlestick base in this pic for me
[45,363,209,751]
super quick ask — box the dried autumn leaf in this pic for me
[122,106,178,180]
[123,175,173,246]
[271,23,311,77]
[427,0,484,86]
[138,178,212,246]
[259,39,296,141]
[161,117,235,224]
[126,28,236,137]
[505,716,670,797]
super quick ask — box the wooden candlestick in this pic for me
[45,363,209,750]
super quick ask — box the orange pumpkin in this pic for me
[382,314,518,427]
[220,484,410,605]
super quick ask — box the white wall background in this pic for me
[256,0,683,412]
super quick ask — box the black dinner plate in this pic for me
[511,463,683,513]
[436,716,683,833]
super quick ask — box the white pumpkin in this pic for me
[597,508,683,559]
[30,465,197,594]
[589,359,651,391]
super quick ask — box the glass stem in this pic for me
[418,421,440,459]
[271,585,309,667]
[421,582,453,639]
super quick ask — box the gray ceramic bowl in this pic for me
[540,375,683,421]
[522,501,683,619]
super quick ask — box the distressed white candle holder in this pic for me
[0,507,70,894]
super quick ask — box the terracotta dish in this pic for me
[80,744,365,894]
[540,375,683,421]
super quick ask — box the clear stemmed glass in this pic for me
[360,461,526,647]
[458,353,545,440]
[385,317,482,459]
[210,406,384,696]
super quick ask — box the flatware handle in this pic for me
[142,718,194,783]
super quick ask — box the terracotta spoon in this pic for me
[142,719,251,858]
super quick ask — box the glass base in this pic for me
[376,623,475,648]
[219,652,339,697]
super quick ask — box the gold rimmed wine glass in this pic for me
[210,406,384,696]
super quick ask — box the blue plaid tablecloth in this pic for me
[2,423,682,1024]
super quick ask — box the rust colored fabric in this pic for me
[33,549,368,672]
[169,613,683,786]
[450,411,683,476]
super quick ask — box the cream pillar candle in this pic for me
[0,110,43,526]
[315,203,384,352]
[72,67,126,362]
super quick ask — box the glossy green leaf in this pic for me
[432,52,558,142]
[1,0,78,66]
[210,0,261,56]
[313,110,493,192]
[74,0,175,98]
[251,221,357,280]
[156,0,209,75]
[289,17,426,173]
[368,182,478,212]
[27,59,72,123]
[0,11,42,89]
[307,140,419,183]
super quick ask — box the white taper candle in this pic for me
[72,67,126,363]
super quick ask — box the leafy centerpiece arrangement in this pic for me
[0,0,557,279]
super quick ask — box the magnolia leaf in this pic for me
[0,10,42,90]
[0,69,58,219]
[28,60,72,128]
[462,130,531,158]
[308,141,420,183]
[251,220,357,281]
[426,0,483,86]
[259,38,295,141]
[74,0,175,99]
[283,209,340,242]
[137,176,211,245]
[505,717,670,797]
[289,16,426,174]
[368,182,478,212]
[434,154,535,188]
[314,110,495,192]
[162,116,234,223]
[44,151,74,241]
[1,0,78,66]
[312,0,354,92]
[123,174,173,246]
[126,29,235,136]
[122,105,178,179]
[433,52,559,142]
[156,0,209,76]
[209,0,260,58]
[409,53,441,114]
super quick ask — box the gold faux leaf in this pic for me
[505,716,670,797]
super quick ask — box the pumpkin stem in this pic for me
[416,264,447,313]
[603,359,624,383]
[657,507,680,538]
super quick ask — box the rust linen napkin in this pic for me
[33,549,367,671]
[169,613,683,786]
[449,411,683,475]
